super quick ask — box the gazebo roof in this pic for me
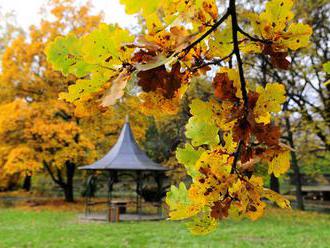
[80,119,168,171]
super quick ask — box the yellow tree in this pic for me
[0,10,24,190]
[0,0,147,201]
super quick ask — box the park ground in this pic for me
[0,199,330,248]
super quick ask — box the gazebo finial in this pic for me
[125,114,129,123]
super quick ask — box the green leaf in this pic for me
[189,99,213,118]
[323,62,330,74]
[166,182,190,206]
[176,144,204,178]
[45,33,93,77]
[59,73,108,102]
[165,182,201,220]
[186,117,219,147]
[120,0,161,15]
[185,99,219,147]
[81,23,134,67]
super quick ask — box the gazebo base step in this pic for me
[78,213,166,222]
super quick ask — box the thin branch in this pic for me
[231,140,243,174]
[178,9,231,59]
[229,0,251,173]
[56,167,65,186]
[230,0,249,111]
[237,26,272,45]
[191,51,234,71]
[44,161,64,187]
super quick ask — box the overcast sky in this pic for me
[0,0,137,30]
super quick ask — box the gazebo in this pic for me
[80,117,169,222]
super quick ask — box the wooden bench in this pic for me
[301,185,330,201]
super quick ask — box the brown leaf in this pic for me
[137,62,189,99]
[213,72,239,102]
[131,50,157,64]
[233,116,252,143]
[263,45,290,70]
[100,70,131,107]
[254,123,281,146]
[240,144,254,164]
[210,198,231,220]
[247,91,259,110]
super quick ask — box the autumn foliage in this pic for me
[0,0,148,201]
[43,0,311,234]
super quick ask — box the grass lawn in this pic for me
[0,207,329,248]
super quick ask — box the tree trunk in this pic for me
[22,175,31,191]
[43,161,76,203]
[285,116,304,210]
[63,162,75,202]
[63,184,74,202]
[270,174,280,193]
[290,147,305,210]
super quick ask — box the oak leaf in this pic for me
[254,83,286,124]
[137,62,189,99]
[213,72,239,102]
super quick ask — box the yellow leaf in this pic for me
[120,0,160,15]
[246,201,266,221]
[139,86,186,118]
[245,0,312,55]
[187,209,218,235]
[59,72,112,103]
[281,23,313,50]
[260,0,294,33]
[120,0,164,32]
[211,100,237,131]
[189,98,213,118]
[268,150,291,177]
[240,41,263,54]
[208,25,233,58]
[263,188,291,208]
[222,131,237,154]
[166,182,202,220]
[195,150,232,179]
[228,202,244,220]
[254,83,286,124]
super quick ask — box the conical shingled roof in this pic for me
[80,119,167,171]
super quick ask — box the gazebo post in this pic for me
[85,173,97,217]
[155,172,163,216]
[107,171,113,207]
[107,171,122,222]
[136,171,142,218]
